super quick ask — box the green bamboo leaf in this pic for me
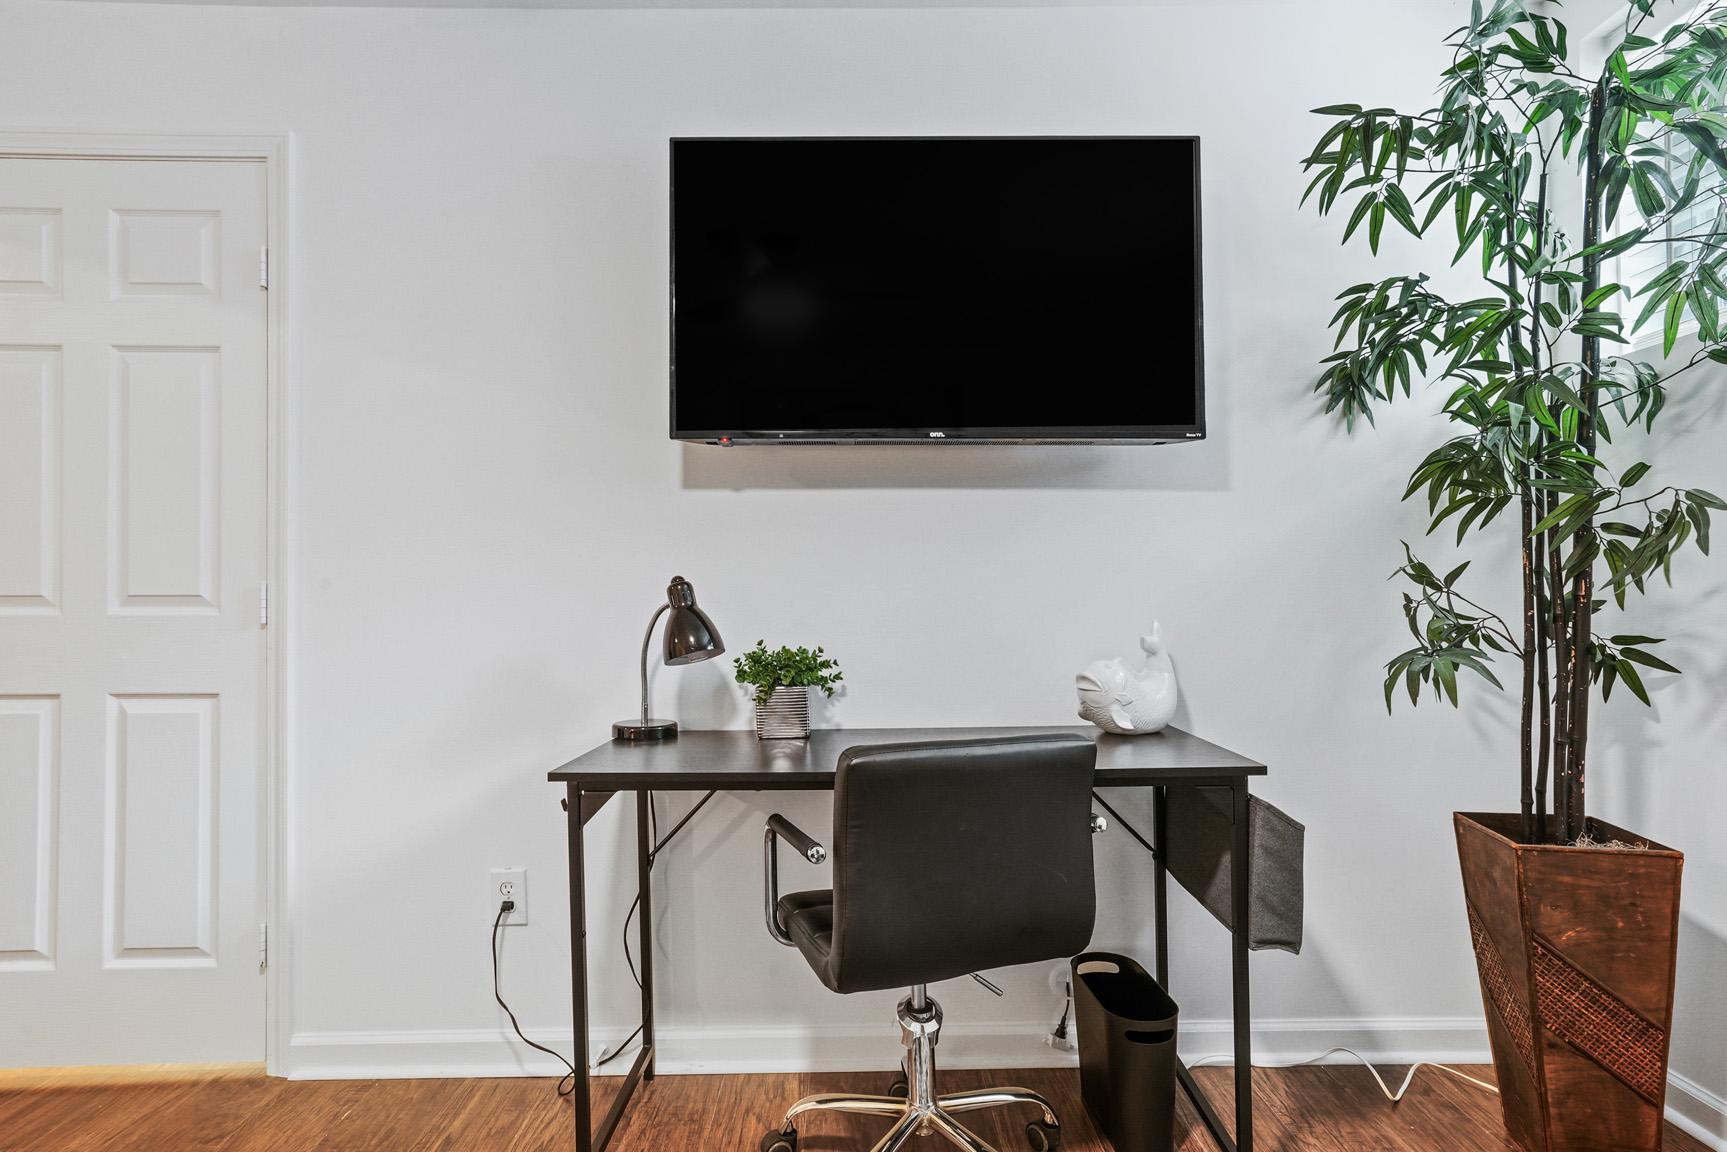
[1693,290,1719,342]
[1677,121,1727,174]
[1665,291,1688,356]
[1617,658,1652,705]
[1437,659,1458,705]
[1632,165,1665,217]
[1609,51,1633,88]
[1533,492,1588,536]
[1583,283,1625,310]
[1620,648,1681,674]
[1342,195,1375,245]
[1699,263,1727,301]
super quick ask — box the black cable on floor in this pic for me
[593,1023,644,1069]
[491,902,578,1097]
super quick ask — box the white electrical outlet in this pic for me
[492,868,527,925]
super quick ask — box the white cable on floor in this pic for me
[1184,1046,1500,1103]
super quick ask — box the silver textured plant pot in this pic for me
[754,686,811,739]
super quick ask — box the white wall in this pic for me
[3,0,1723,1127]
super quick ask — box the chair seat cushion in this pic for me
[776,890,835,984]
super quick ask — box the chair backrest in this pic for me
[825,733,1098,994]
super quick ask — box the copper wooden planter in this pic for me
[1455,813,1684,1152]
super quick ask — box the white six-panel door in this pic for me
[0,157,268,1065]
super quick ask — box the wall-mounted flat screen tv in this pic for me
[670,136,1204,445]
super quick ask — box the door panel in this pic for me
[0,696,57,970]
[0,157,267,1066]
[0,347,60,613]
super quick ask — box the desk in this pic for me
[548,725,1266,1152]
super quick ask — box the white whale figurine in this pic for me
[1076,624,1178,736]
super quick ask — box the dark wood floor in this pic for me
[0,1065,1709,1151]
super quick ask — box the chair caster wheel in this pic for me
[1025,1121,1062,1151]
[759,1127,797,1152]
[887,1071,908,1099]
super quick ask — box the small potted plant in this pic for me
[733,641,843,739]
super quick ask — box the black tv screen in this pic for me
[670,137,1204,444]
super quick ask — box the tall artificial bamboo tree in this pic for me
[1302,0,1727,844]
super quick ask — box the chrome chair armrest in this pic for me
[764,814,826,946]
[769,814,827,864]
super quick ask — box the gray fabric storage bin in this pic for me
[1165,786,1305,954]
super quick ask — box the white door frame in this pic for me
[0,130,295,1075]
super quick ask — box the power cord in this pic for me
[594,798,659,1068]
[1184,1047,1499,1102]
[494,791,716,1080]
[1045,979,1076,1052]
[1086,790,1497,1106]
[491,901,578,1097]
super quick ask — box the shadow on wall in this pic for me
[680,440,1231,492]
[1672,911,1727,1134]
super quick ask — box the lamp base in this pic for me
[612,718,678,741]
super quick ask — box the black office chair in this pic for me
[760,733,1102,1152]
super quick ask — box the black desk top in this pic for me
[548,725,1265,790]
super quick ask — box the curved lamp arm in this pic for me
[638,602,670,727]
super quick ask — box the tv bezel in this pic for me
[669,135,1206,446]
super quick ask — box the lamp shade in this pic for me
[661,576,724,665]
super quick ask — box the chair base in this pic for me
[762,992,1062,1152]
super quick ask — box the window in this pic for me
[1615,128,1726,339]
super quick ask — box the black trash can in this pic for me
[1072,951,1178,1152]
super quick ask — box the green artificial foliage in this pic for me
[733,641,844,707]
[1300,0,1727,843]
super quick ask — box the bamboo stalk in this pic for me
[1551,493,1572,838]
[1506,176,1536,846]
[1535,510,1553,841]
[1520,483,1536,844]
[1565,78,1611,844]
[1530,173,1553,843]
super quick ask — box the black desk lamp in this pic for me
[612,575,726,741]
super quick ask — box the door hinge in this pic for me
[259,245,270,290]
[258,923,269,973]
[259,582,269,627]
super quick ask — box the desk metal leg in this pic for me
[566,784,593,1152]
[564,786,651,1152]
[1158,782,1253,1152]
[637,790,655,1081]
[1230,780,1254,1152]
[1153,786,1169,986]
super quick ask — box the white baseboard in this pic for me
[1667,1070,1727,1151]
[284,1014,1490,1080]
[285,1015,1724,1148]
[286,1021,1070,1080]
